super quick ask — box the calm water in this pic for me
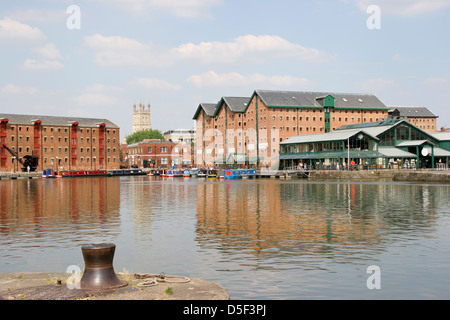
[1,176,449,300]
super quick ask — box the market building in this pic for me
[0,113,121,172]
[279,118,450,170]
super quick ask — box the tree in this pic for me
[126,129,164,145]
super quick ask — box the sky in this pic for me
[1,0,450,141]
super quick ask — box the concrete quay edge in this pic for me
[0,272,230,301]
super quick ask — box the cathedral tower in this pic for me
[132,102,152,133]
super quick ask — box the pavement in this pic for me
[0,272,230,300]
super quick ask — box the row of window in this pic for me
[8,126,117,135]
[9,136,117,144]
[9,146,117,154]
[129,146,192,155]
[42,157,117,165]
[209,117,386,129]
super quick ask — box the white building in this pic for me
[164,129,196,143]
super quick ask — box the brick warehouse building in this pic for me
[124,139,194,168]
[193,90,391,168]
[0,114,121,172]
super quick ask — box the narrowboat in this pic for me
[197,169,207,178]
[167,169,183,178]
[110,169,145,176]
[207,169,217,178]
[42,169,58,179]
[57,170,109,178]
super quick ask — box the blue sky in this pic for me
[1,0,449,140]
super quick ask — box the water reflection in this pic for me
[195,181,441,270]
[0,177,449,299]
[0,177,121,255]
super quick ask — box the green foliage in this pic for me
[126,129,164,144]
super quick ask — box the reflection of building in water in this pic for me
[0,178,120,236]
[195,182,440,257]
[126,177,197,241]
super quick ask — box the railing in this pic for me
[280,164,449,172]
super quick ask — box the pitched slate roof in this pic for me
[0,113,119,128]
[389,106,438,118]
[192,103,218,120]
[221,97,250,113]
[254,90,389,110]
[213,97,250,116]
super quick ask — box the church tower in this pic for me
[132,102,152,133]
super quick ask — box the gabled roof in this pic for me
[336,119,440,143]
[389,106,438,118]
[213,97,250,116]
[252,90,389,110]
[396,140,436,147]
[192,103,218,120]
[281,129,379,145]
[0,113,119,128]
[430,131,450,141]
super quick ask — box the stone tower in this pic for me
[132,102,152,133]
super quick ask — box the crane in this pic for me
[1,144,39,172]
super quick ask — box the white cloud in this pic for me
[356,78,402,93]
[351,0,450,16]
[85,83,125,93]
[97,0,222,18]
[21,59,64,71]
[84,33,334,68]
[392,53,402,62]
[33,43,62,60]
[188,71,317,89]
[0,18,64,71]
[174,34,334,64]
[422,77,450,87]
[1,84,39,95]
[0,17,46,44]
[83,34,171,68]
[72,93,118,106]
[128,77,182,90]
[5,9,66,24]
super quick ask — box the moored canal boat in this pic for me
[42,169,58,179]
[197,169,207,178]
[207,169,217,178]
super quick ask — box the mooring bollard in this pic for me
[80,243,127,292]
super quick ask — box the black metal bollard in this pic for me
[80,243,127,292]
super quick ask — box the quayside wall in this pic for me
[308,170,450,183]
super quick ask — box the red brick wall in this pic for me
[0,122,120,172]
